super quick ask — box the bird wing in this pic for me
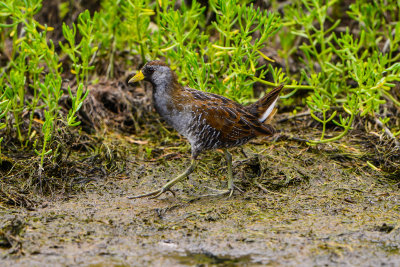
[186,89,275,143]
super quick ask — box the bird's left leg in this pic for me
[127,158,197,199]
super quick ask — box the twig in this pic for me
[382,90,400,108]
[89,42,100,66]
[256,183,288,197]
[273,134,310,144]
[106,36,116,79]
[374,116,400,147]
[277,111,311,123]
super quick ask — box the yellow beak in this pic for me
[128,70,144,84]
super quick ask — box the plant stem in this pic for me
[253,77,315,90]
[308,111,355,144]
[383,90,400,107]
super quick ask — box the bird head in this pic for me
[128,61,172,86]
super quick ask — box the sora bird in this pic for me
[127,60,283,199]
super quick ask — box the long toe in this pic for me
[127,188,165,199]
[148,188,176,199]
[201,187,234,198]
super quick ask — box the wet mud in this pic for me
[1,116,400,267]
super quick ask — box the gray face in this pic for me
[142,64,171,87]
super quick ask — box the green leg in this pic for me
[225,149,234,197]
[202,149,234,197]
[127,159,197,199]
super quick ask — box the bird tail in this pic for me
[246,84,284,124]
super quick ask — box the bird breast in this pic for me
[153,90,193,136]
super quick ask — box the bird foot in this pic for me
[127,187,176,199]
[202,186,235,198]
[128,159,197,200]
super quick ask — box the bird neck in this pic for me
[152,75,183,121]
[152,71,182,97]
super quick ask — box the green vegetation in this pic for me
[0,0,399,180]
[0,1,93,175]
[275,0,400,144]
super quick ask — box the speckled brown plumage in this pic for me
[127,60,283,199]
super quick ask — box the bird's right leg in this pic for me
[202,149,235,197]
[127,158,197,199]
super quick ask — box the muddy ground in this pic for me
[1,114,400,267]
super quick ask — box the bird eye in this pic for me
[146,68,155,75]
